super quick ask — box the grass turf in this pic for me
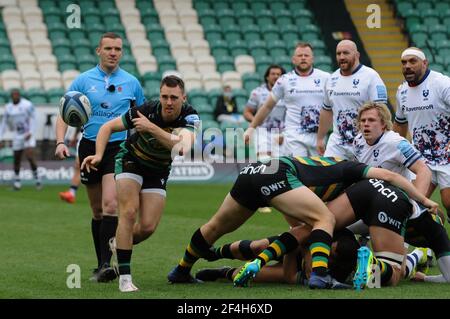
[1,184,449,299]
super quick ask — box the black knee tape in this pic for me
[239,240,256,260]
[267,236,278,244]
[220,243,234,259]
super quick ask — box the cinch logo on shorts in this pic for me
[260,180,286,196]
[240,164,267,175]
[377,211,402,229]
[369,179,398,202]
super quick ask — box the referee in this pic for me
[55,32,145,282]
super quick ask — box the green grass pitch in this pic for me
[1,184,450,299]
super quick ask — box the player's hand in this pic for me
[132,111,154,133]
[316,138,326,156]
[243,127,254,145]
[24,133,31,141]
[423,198,439,215]
[81,155,101,173]
[55,143,70,160]
[276,134,284,145]
[410,271,426,282]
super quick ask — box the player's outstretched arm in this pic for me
[244,96,276,144]
[409,160,432,196]
[81,117,125,172]
[367,167,439,213]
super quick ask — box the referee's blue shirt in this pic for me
[68,65,145,142]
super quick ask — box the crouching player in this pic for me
[196,228,359,287]
[233,178,438,289]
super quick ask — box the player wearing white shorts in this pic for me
[244,43,329,157]
[0,89,41,190]
[243,64,286,159]
[317,40,387,159]
[394,47,450,221]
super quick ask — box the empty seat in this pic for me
[190,39,210,56]
[216,55,235,73]
[178,9,198,26]
[196,55,216,74]
[184,24,204,42]
[235,55,255,75]
[202,72,222,91]
[21,70,42,89]
[182,72,203,91]
[222,71,242,89]
[165,24,184,42]
[242,72,261,92]
[170,40,190,58]
[176,55,197,73]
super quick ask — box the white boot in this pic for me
[119,275,139,292]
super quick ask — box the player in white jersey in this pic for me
[0,89,41,190]
[317,40,388,159]
[394,47,450,221]
[353,102,431,194]
[350,102,450,282]
[243,64,286,159]
[243,64,286,214]
[244,42,330,157]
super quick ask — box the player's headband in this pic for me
[401,48,426,61]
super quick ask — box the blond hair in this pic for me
[357,102,393,131]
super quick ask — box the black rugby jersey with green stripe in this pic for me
[121,100,199,170]
[280,156,370,201]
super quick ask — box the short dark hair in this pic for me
[98,32,122,47]
[161,75,185,93]
[295,42,314,52]
[264,64,286,85]
[10,88,21,95]
[328,229,360,282]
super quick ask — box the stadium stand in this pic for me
[393,0,450,77]
[0,0,332,158]
[344,0,409,105]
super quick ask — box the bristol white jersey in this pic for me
[271,68,330,134]
[247,83,286,130]
[324,64,388,146]
[352,130,422,178]
[395,69,450,166]
[0,98,35,140]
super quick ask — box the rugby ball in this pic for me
[59,91,92,127]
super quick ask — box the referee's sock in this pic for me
[99,215,118,266]
[91,218,102,269]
